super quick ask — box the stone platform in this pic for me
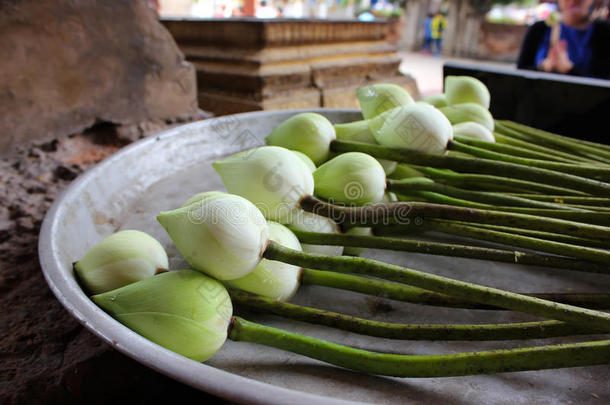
[162,18,419,115]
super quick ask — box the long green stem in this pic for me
[493,131,597,164]
[498,121,610,153]
[498,120,610,163]
[398,189,610,226]
[230,317,610,377]
[298,195,610,242]
[505,193,610,206]
[291,229,610,274]
[495,122,610,165]
[302,269,610,310]
[449,140,610,180]
[229,290,604,341]
[456,222,610,250]
[454,135,585,164]
[263,241,610,330]
[416,166,587,196]
[417,219,610,265]
[387,178,581,211]
[331,140,610,197]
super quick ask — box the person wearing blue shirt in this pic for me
[422,14,433,53]
[517,0,610,79]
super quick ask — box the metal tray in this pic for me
[39,109,610,404]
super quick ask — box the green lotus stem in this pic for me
[448,139,610,181]
[398,189,610,226]
[494,122,610,165]
[416,166,587,196]
[505,193,610,206]
[498,120,610,163]
[498,121,610,154]
[263,241,610,330]
[301,269,610,310]
[570,205,610,212]
[454,135,584,164]
[387,178,582,211]
[493,131,597,165]
[457,222,610,250]
[230,317,610,377]
[330,140,610,197]
[229,290,605,341]
[291,229,610,274]
[414,219,610,265]
[298,195,610,242]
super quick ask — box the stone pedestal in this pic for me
[162,18,419,115]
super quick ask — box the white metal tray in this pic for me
[39,109,610,404]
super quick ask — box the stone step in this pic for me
[197,74,419,115]
[192,53,402,98]
[179,40,397,64]
[161,18,389,48]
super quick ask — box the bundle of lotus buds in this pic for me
[74,75,610,378]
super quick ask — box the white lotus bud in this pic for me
[369,104,453,154]
[439,103,494,131]
[213,146,314,224]
[224,221,301,302]
[288,211,343,256]
[74,230,168,295]
[444,76,491,109]
[313,152,386,206]
[157,192,269,280]
[265,113,336,165]
[291,150,316,173]
[420,93,449,108]
[93,270,231,362]
[334,120,397,176]
[453,122,495,143]
[357,83,415,120]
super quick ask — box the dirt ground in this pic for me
[0,119,227,404]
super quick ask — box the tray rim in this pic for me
[38,108,370,405]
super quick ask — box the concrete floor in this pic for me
[399,51,515,97]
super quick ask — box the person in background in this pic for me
[422,13,434,54]
[517,0,610,79]
[431,11,447,57]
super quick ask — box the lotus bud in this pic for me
[93,270,231,362]
[334,120,376,143]
[157,192,269,280]
[213,146,314,224]
[342,227,373,256]
[452,122,495,143]
[357,83,415,120]
[288,211,343,256]
[264,113,336,165]
[369,104,453,155]
[224,221,301,302]
[420,93,449,108]
[439,103,494,131]
[313,152,386,206]
[183,191,228,208]
[334,120,397,176]
[444,76,491,109]
[74,230,168,295]
[291,150,316,173]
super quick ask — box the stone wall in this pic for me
[0,0,198,156]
